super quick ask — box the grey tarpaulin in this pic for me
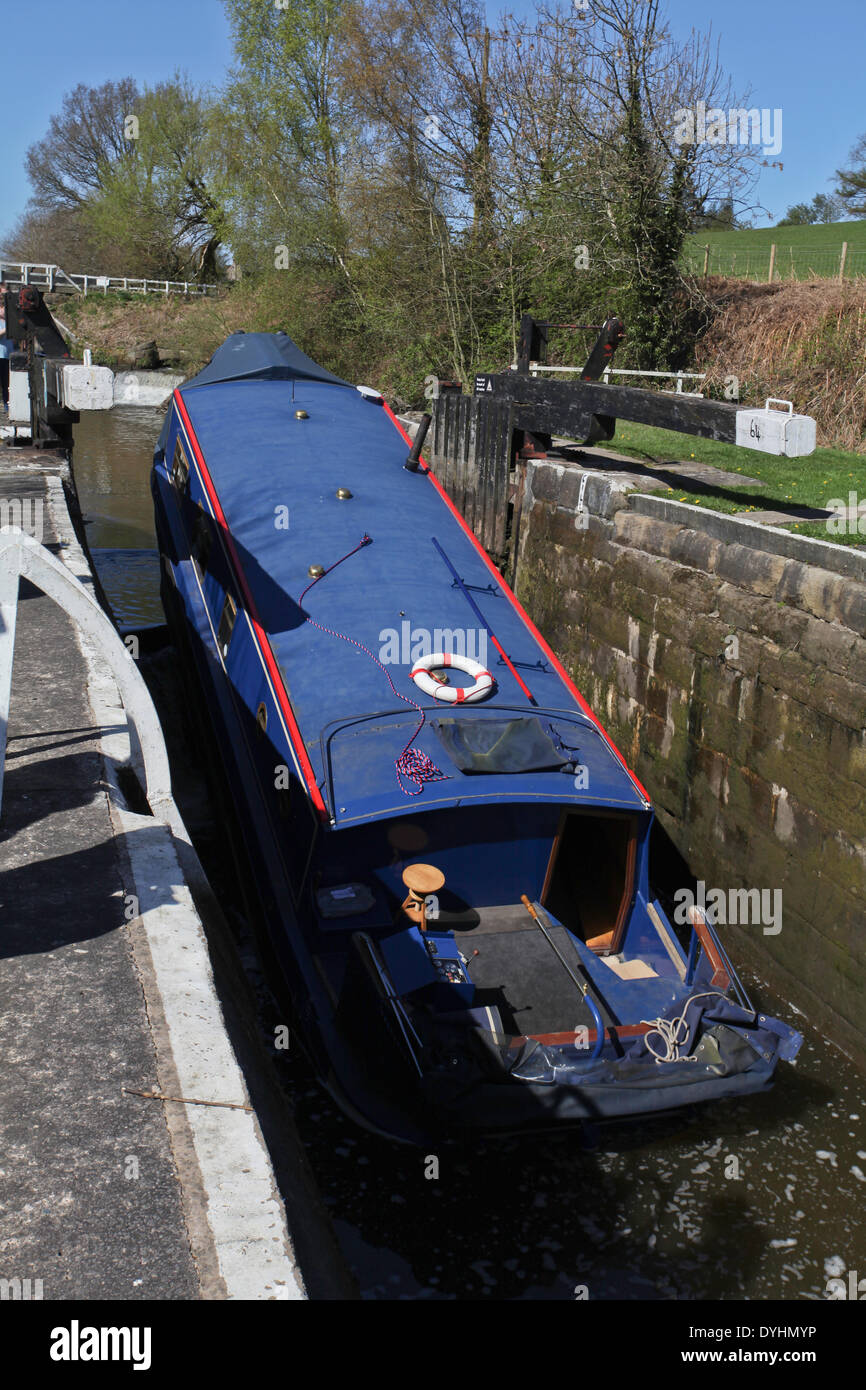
[431,716,571,774]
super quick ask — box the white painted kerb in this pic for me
[39,479,305,1300]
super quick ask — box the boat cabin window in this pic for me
[191,510,212,577]
[217,591,237,657]
[541,809,637,953]
[172,437,190,494]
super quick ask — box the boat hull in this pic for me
[150,333,802,1144]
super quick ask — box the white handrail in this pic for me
[0,528,173,820]
[526,362,706,396]
[0,260,219,296]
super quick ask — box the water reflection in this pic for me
[281,1016,866,1300]
[72,405,165,626]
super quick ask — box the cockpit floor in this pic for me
[465,923,616,1037]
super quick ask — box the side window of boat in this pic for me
[191,508,212,576]
[172,437,190,494]
[217,591,237,658]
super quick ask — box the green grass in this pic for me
[594,422,866,546]
[683,219,866,281]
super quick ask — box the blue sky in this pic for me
[1,0,862,242]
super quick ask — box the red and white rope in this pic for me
[298,536,447,797]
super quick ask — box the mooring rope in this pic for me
[298,536,447,796]
[641,991,730,1064]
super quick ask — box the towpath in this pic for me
[0,447,348,1300]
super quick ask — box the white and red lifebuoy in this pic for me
[409,651,495,704]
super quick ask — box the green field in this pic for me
[595,422,866,546]
[683,219,866,281]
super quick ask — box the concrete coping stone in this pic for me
[629,492,866,585]
[526,460,632,519]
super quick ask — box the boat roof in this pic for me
[184,331,350,389]
[175,341,647,827]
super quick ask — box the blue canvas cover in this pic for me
[183,330,351,389]
[173,369,649,825]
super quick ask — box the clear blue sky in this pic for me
[1,0,862,242]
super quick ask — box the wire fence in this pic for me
[683,242,866,282]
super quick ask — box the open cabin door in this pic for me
[540,807,638,953]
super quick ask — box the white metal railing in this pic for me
[0,260,219,297]
[525,362,706,396]
[0,527,174,820]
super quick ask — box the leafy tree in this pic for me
[693,198,737,230]
[777,201,816,226]
[812,192,843,223]
[14,75,225,279]
[219,0,353,271]
[835,134,866,217]
[25,79,141,211]
[777,193,842,227]
[85,75,228,279]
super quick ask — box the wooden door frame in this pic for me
[540,807,638,955]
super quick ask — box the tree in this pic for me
[15,75,226,279]
[777,201,816,226]
[836,134,866,217]
[541,0,759,366]
[25,79,141,212]
[4,204,99,271]
[219,0,353,271]
[85,75,228,279]
[335,0,761,377]
[693,198,737,230]
[777,192,843,227]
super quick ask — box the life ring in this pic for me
[409,651,495,704]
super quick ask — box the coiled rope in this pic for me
[298,535,447,796]
[641,991,729,1064]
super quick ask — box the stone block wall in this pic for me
[514,462,866,1061]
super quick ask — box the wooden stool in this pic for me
[400,863,445,932]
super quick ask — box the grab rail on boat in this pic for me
[354,932,425,1078]
[684,907,753,1011]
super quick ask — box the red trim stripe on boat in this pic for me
[381,401,651,804]
[173,389,329,821]
[508,1023,653,1049]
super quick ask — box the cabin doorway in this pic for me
[541,809,636,953]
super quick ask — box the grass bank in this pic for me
[52,287,253,374]
[596,422,866,546]
[691,277,866,454]
[49,273,443,406]
[684,219,866,280]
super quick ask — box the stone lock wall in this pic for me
[513,461,866,1062]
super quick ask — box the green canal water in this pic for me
[72,405,165,628]
[71,405,866,1301]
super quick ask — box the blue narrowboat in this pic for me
[151,331,802,1143]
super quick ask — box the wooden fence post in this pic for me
[768,244,777,283]
[702,244,710,277]
[839,242,848,281]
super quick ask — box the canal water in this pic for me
[72,406,165,628]
[73,406,866,1301]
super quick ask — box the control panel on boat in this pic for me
[425,937,467,984]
